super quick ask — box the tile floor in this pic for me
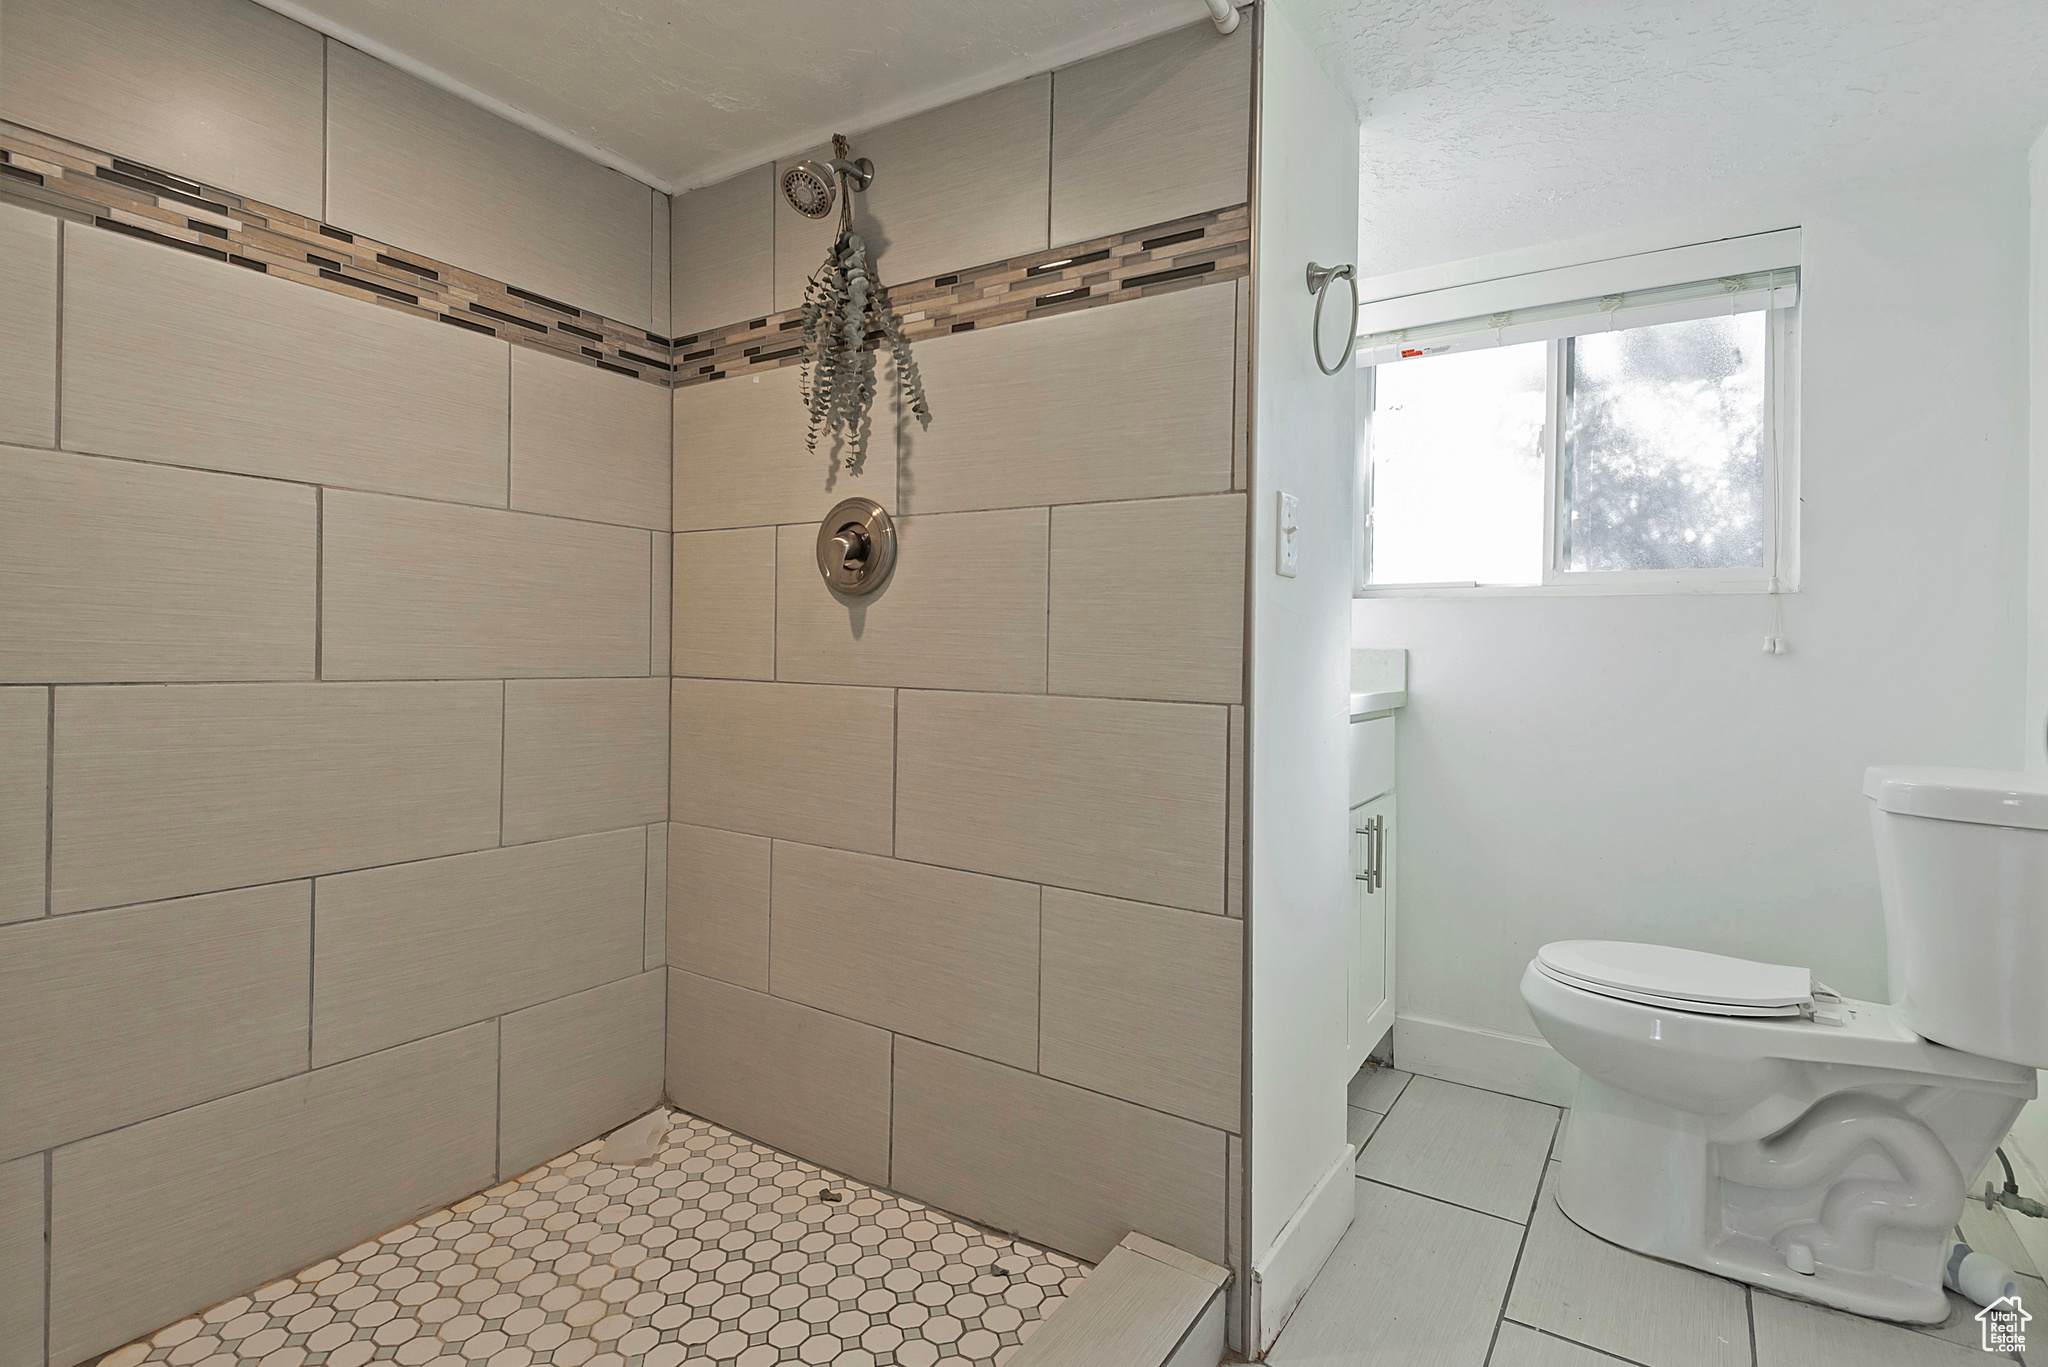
[1280,1065,2041,1366]
[98,1108,1088,1367]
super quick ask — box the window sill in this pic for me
[1357,577,1793,599]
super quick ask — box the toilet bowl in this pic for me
[1520,766,2048,1324]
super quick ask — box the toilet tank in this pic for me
[1865,766,2048,1068]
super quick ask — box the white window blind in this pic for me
[1359,267,1800,366]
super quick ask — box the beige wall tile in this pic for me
[0,445,316,683]
[51,681,501,913]
[1048,493,1244,704]
[773,78,1052,310]
[0,203,57,447]
[1227,704,1244,919]
[50,1022,496,1366]
[667,969,891,1185]
[325,42,655,328]
[673,362,897,532]
[322,491,651,680]
[771,843,1038,1068]
[312,828,647,1066]
[645,823,669,969]
[62,224,510,506]
[776,508,1049,693]
[670,679,894,854]
[0,1154,40,1367]
[673,527,776,679]
[673,165,775,338]
[0,690,46,927]
[511,348,671,529]
[891,1038,1226,1263]
[0,0,325,214]
[1039,888,1241,1131]
[1050,21,1253,247]
[500,970,665,1179]
[0,882,309,1163]
[652,193,672,337]
[896,691,1228,913]
[653,534,673,675]
[502,677,669,844]
[899,285,1235,515]
[667,823,770,990]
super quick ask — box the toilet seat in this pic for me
[1534,940,1812,1018]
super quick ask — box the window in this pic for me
[1358,261,1798,593]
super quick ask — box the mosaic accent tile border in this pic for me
[674,204,1250,388]
[98,1107,1088,1367]
[1,116,1246,400]
[0,121,678,386]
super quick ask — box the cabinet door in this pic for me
[1348,794,1394,1072]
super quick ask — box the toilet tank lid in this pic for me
[1862,766,2048,831]
[1536,940,1813,1009]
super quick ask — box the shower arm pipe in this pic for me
[1204,0,1242,34]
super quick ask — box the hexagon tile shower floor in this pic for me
[97,1109,1090,1367]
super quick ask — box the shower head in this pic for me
[780,153,875,219]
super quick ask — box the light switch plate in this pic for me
[1277,491,1300,578]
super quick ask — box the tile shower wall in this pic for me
[664,9,1252,1318]
[0,0,672,1362]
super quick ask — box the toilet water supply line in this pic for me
[1943,1148,2048,1309]
[1203,0,1242,33]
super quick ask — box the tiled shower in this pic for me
[0,1,1257,1363]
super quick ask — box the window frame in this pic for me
[1355,275,1801,599]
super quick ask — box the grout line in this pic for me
[496,680,507,845]
[671,963,1237,1138]
[889,689,899,856]
[1044,72,1056,249]
[42,1147,52,1367]
[1500,1320,1657,1367]
[47,822,659,922]
[1043,507,1053,693]
[503,345,513,509]
[313,487,324,680]
[307,878,317,1072]
[1479,1110,1563,1367]
[29,442,675,537]
[886,1031,897,1187]
[1356,1174,1529,1230]
[1034,885,1044,1074]
[1745,1287,1758,1366]
[52,219,63,451]
[320,39,330,223]
[648,531,656,676]
[43,687,54,918]
[494,1014,504,1183]
[49,1012,515,1154]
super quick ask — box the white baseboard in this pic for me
[1249,1145,1356,1355]
[1394,1012,1580,1107]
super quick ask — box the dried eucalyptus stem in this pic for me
[798,136,933,473]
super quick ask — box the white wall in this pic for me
[1246,0,1359,1301]
[1355,155,2031,1091]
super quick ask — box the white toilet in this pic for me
[1521,766,2048,1323]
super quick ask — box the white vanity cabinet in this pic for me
[1347,648,1405,1073]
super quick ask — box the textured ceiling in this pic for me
[1288,0,2048,277]
[258,0,1209,192]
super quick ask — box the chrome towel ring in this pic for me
[1306,261,1359,375]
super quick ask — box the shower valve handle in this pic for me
[830,528,869,571]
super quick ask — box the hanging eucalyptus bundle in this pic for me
[798,138,932,472]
